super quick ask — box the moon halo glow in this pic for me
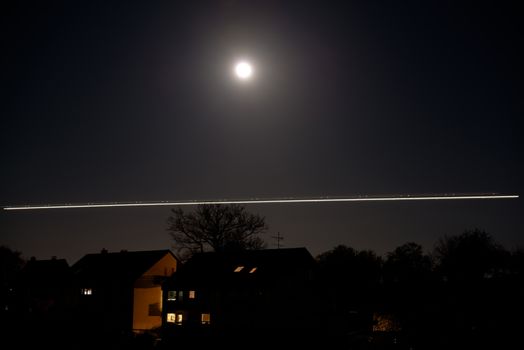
[234,61,253,80]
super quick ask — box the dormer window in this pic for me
[234,266,244,272]
[81,288,92,295]
[249,267,257,274]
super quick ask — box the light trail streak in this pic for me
[2,194,519,211]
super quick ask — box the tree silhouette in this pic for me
[316,245,383,337]
[433,228,506,282]
[0,245,24,283]
[317,245,382,293]
[167,204,267,260]
[383,242,432,284]
[0,245,24,319]
[382,242,434,346]
[430,229,513,347]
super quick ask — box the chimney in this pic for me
[101,248,108,254]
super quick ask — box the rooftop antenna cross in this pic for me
[271,232,284,249]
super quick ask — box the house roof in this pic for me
[171,248,316,286]
[72,249,175,282]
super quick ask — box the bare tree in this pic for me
[167,204,267,260]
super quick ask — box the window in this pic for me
[81,288,92,295]
[148,302,161,316]
[167,313,176,323]
[189,290,196,299]
[178,290,184,302]
[249,267,257,273]
[201,313,211,325]
[167,291,177,301]
[167,313,184,325]
[234,266,244,272]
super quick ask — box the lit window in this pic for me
[167,291,177,301]
[189,290,196,299]
[249,267,257,273]
[201,313,211,325]
[176,313,183,325]
[81,288,92,295]
[234,266,244,272]
[167,313,176,323]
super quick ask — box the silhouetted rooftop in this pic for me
[171,248,316,285]
[72,249,175,281]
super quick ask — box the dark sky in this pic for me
[2,0,522,264]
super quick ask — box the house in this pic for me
[16,256,72,322]
[71,249,178,334]
[161,248,317,338]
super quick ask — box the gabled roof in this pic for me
[172,248,315,285]
[72,249,175,282]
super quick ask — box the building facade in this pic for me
[72,249,178,334]
[162,248,317,338]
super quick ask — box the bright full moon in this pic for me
[234,61,253,80]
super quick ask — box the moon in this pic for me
[234,61,253,80]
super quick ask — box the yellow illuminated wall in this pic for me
[132,253,178,332]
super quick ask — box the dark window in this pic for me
[148,302,161,316]
[167,290,177,301]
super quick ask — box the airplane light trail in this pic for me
[2,194,519,211]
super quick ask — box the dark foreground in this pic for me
[2,319,522,350]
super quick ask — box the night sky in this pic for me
[2,0,522,264]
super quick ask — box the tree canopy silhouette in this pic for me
[0,245,24,285]
[316,244,382,300]
[167,204,267,260]
[433,228,506,282]
[0,245,24,314]
[383,242,432,284]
